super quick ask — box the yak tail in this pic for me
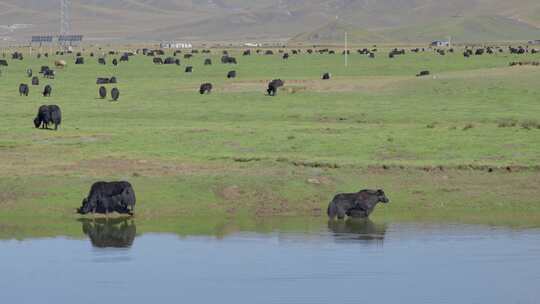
[327,200,337,218]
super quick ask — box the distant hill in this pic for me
[0,0,539,43]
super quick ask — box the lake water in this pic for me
[1,219,539,304]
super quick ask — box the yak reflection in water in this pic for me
[80,218,136,248]
[327,219,387,243]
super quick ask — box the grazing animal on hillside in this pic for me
[26,68,32,77]
[164,57,176,64]
[31,76,39,86]
[204,58,212,65]
[99,86,107,99]
[327,189,389,219]
[44,69,55,79]
[322,72,331,80]
[267,79,284,96]
[153,57,163,64]
[54,60,66,68]
[98,58,106,65]
[96,77,110,84]
[282,53,289,59]
[111,88,120,101]
[33,105,61,130]
[185,66,193,73]
[184,54,193,59]
[120,54,129,62]
[221,56,237,64]
[39,66,50,74]
[75,57,84,64]
[112,58,118,66]
[227,70,236,79]
[19,83,29,96]
[42,84,52,97]
[199,83,212,94]
[78,181,136,215]
[416,70,430,77]
[0,59,8,66]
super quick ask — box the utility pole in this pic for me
[60,0,71,35]
[345,31,348,68]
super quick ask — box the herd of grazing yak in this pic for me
[1,43,538,218]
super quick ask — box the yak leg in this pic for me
[336,207,346,220]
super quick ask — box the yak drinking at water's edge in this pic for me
[327,189,389,219]
[78,181,136,215]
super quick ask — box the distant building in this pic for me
[160,41,192,49]
[431,40,450,47]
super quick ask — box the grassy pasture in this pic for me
[0,47,539,237]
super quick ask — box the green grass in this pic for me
[1,47,540,238]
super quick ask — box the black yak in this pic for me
[204,58,212,65]
[322,73,331,80]
[164,57,176,64]
[96,77,110,84]
[416,70,430,77]
[19,83,29,96]
[221,56,237,64]
[153,57,163,64]
[78,181,136,215]
[267,79,284,96]
[31,76,39,86]
[112,58,118,66]
[98,58,106,65]
[33,105,61,130]
[44,69,55,79]
[327,189,389,219]
[75,57,84,64]
[42,84,52,97]
[99,86,107,99]
[227,70,236,79]
[185,66,193,73]
[199,83,212,94]
[111,88,120,101]
[0,59,7,66]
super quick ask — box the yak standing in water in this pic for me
[33,105,62,130]
[78,181,136,215]
[327,189,389,219]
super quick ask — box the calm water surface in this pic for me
[1,219,539,304]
